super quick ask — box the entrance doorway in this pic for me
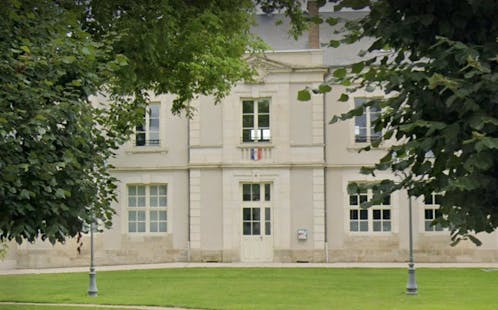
[240,183,273,262]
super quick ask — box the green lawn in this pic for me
[0,306,133,310]
[0,268,497,310]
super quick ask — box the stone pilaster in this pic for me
[313,168,325,249]
[189,169,201,249]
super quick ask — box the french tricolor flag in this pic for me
[250,148,262,160]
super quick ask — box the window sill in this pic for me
[190,144,222,149]
[420,231,448,235]
[347,231,394,236]
[126,146,169,154]
[347,142,388,151]
[126,232,170,236]
[238,143,274,148]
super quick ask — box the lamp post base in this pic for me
[406,263,418,295]
[88,268,98,297]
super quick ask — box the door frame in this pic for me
[240,182,274,262]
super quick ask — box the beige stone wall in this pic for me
[324,167,498,262]
[274,249,325,263]
[110,94,189,170]
[3,49,498,270]
[199,169,223,253]
[13,234,186,269]
[290,169,314,251]
[10,169,191,268]
[0,241,17,270]
[325,86,388,167]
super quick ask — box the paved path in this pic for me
[1,262,498,275]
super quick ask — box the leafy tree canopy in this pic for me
[0,0,260,244]
[293,0,498,245]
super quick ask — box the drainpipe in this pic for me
[187,111,191,262]
[323,84,329,263]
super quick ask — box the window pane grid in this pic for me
[150,185,167,207]
[242,183,272,201]
[128,185,146,208]
[242,99,271,142]
[372,208,391,232]
[354,98,382,143]
[150,210,167,232]
[242,183,271,236]
[242,208,261,236]
[424,193,444,232]
[128,184,168,234]
[136,103,161,146]
[349,209,369,232]
[348,189,391,233]
[128,211,146,233]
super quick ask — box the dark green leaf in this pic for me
[326,17,339,26]
[329,40,341,48]
[338,93,349,102]
[298,89,312,101]
[318,84,332,93]
[333,68,347,79]
[351,61,364,73]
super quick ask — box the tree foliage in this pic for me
[0,0,259,244]
[86,0,261,115]
[310,0,497,244]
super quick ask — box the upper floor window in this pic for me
[348,187,391,232]
[128,184,167,233]
[424,193,444,232]
[242,99,270,143]
[354,98,381,143]
[136,103,160,146]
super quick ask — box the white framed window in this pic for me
[348,187,391,232]
[354,98,381,143]
[241,183,271,236]
[424,193,444,232]
[135,103,160,146]
[127,184,167,233]
[242,99,271,143]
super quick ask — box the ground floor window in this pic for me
[348,187,391,232]
[127,184,167,233]
[424,193,444,232]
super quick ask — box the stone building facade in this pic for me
[2,8,497,269]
